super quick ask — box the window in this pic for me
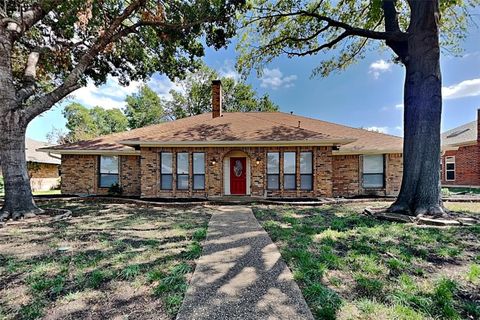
[300,152,313,190]
[283,152,296,190]
[177,152,189,190]
[193,153,205,190]
[160,152,173,190]
[267,152,280,190]
[99,156,119,188]
[363,155,384,188]
[446,156,455,181]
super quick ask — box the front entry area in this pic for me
[230,157,246,195]
[223,151,251,196]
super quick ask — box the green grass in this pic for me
[253,202,480,320]
[0,199,211,320]
[445,187,480,195]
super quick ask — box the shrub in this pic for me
[108,183,123,196]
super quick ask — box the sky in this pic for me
[27,22,480,142]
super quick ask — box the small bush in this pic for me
[108,183,123,196]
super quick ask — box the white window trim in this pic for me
[362,154,385,189]
[445,156,455,181]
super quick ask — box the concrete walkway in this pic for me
[176,206,314,320]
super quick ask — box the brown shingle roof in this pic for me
[40,112,403,154]
[442,120,477,148]
[26,138,61,165]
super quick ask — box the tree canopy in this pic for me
[0,0,246,218]
[237,0,478,77]
[124,85,166,129]
[237,0,478,216]
[167,64,278,119]
[50,102,128,143]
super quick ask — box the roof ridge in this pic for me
[240,112,342,139]
[275,111,404,139]
[442,120,476,134]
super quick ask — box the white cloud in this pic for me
[260,68,297,89]
[70,75,183,109]
[147,75,181,100]
[395,103,404,109]
[442,78,480,100]
[365,126,389,134]
[218,60,240,81]
[71,77,142,109]
[369,59,393,79]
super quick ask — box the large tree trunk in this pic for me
[388,0,444,216]
[0,29,42,221]
[0,119,43,220]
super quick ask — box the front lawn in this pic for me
[253,202,480,320]
[0,199,212,320]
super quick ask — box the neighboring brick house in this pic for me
[441,110,480,187]
[1,138,61,191]
[40,81,404,199]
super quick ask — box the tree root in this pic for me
[387,202,447,217]
[0,207,44,222]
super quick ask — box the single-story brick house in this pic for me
[441,109,480,187]
[40,81,404,199]
[1,138,61,191]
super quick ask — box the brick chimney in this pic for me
[212,80,222,119]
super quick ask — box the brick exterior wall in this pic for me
[441,146,480,186]
[27,162,60,191]
[332,153,403,197]
[332,155,360,197]
[61,154,141,196]
[27,162,59,178]
[61,148,403,198]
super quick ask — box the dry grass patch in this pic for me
[0,199,212,320]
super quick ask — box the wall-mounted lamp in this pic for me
[256,157,261,165]
[211,158,217,165]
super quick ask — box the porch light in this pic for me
[256,157,261,165]
[211,158,217,165]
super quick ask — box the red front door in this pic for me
[230,157,247,195]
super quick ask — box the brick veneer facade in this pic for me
[60,148,403,198]
[441,109,480,187]
[61,154,141,196]
[332,153,403,197]
[441,146,480,186]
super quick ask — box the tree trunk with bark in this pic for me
[388,0,444,216]
[0,28,42,221]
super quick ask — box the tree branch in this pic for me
[21,1,63,33]
[247,9,408,42]
[25,0,146,121]
[298,10,407,41]
[278,31,351,57]
[16,50,40,103]
[382,0,408,62]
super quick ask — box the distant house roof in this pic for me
[40,112,404,155]
[442,121,477,148]
[26,138,61,165]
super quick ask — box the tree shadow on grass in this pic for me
[0,199,211,320]
[253,204,480,320]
